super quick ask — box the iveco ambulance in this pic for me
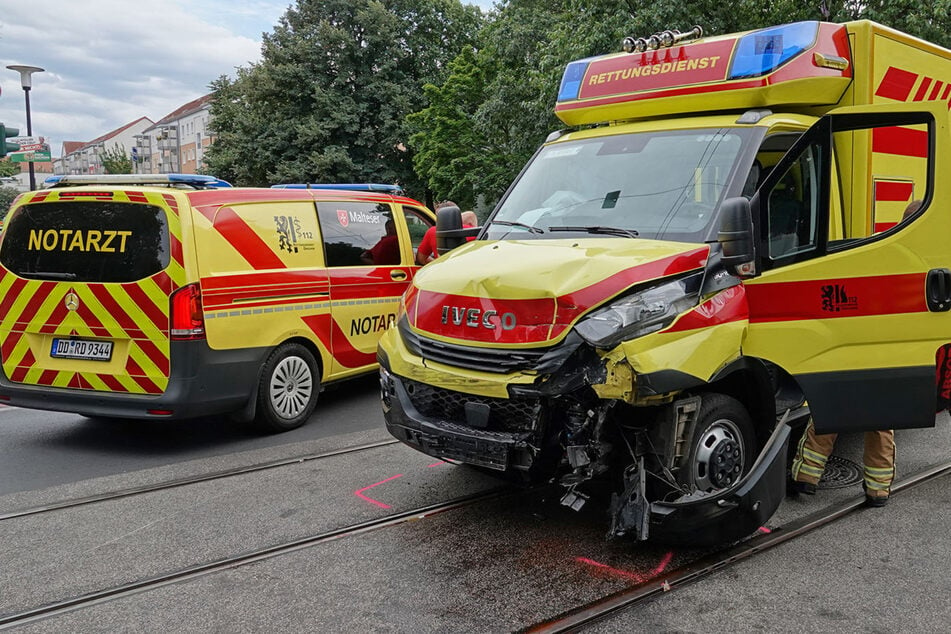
[380,20,951,542]
[0,175,434,432]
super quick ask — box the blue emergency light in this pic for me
[727,21,820,79]
[270,183,404,194]
[43,174,232,189]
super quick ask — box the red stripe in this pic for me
[913,77,933,101]
[301,314,375,368]
[126,191,148,204]
[929,81,944,101]
[872,126,928,158]
[11,281,56,329]
[30,191,52,203]
[874,181,914,202]
[88,285,141,332]
[1,331,23,364]
[153,271,174,295]
[9,349,35,383]
[73,289,111,337]
[666,285,748,333]
[411,247,709,344]
[746,273,926,323]
[67,374,83,389]
[37,299,71,335]
[874,222,898,233]
[0,278,29,323]
[123,283,168,334]
[162,193,180,217]
[136,338,170,376]
[213,206,286,270]
[37,369,58,386]
[125,356,163,394]
[943,85,951,101]
[99,374,127,392]
[875,67,918,101]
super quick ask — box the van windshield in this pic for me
[486,128,753,243]
[0,201,170,283]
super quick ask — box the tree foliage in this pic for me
[100,143,132,174]
[0,160,18,178]
[204,0,482,194]
[207,0,951,207]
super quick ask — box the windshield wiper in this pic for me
[22,271,78,280]
[489,220,545,234]
[548,225,639,238]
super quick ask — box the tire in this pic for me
[254,343,320,433]
[678,393,755,494]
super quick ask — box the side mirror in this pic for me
[435,205,464,255]
[717,196,756,275]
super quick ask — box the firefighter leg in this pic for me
[790,418,837,493]
[863,429,895,506]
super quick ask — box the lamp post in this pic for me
[6,65,44,191]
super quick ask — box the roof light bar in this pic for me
[43,174,232,189]
[270,183,404,194]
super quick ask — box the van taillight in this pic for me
[170,283,205,340]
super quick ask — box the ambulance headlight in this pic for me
[575,276,701,348]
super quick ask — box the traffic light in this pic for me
[1,123,19,158]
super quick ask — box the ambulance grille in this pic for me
[402,379,540,433]
[399,321,548,373]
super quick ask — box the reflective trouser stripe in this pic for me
[864,465,894,492]
[791,420,831,485]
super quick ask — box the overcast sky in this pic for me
[0,0,493,159]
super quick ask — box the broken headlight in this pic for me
[574,276,701,349]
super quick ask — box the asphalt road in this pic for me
[0,373,383,496]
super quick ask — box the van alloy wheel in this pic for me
[255,343,320,433]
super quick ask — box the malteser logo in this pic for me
[441,306,517,330]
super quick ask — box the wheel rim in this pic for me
[691,418,746,492]
[268,355,314,419]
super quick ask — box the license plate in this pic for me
[50,338,113,361]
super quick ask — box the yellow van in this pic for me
[0,175,434,431]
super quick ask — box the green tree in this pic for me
[0,160,18,178]
[0,186,20,220]
[204,0,483,194]
[100,143,133,174]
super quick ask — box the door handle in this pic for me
[926,268,951,312]
[390,269,408,281]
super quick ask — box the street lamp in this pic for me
[6,64,44,191]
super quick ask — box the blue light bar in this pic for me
[43,174,232,189]
[728,21,820,80]
[270,183,404,194]
[557,59,592,102]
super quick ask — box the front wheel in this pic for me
[678,393,755,494]
[254,343,320,433]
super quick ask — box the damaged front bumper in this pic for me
[380,360,539,473]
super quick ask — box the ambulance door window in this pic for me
[401,206,435,251]
[765,145,821,261]
[316,202,404,266]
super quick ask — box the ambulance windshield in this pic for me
[487,128,752,243]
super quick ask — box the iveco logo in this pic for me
[64,292,80,312]
[441,306,517,330]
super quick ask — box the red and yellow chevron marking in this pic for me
[0,189,188,394]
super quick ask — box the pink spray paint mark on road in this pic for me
[427,461,448,468]
[354,474,404,509]
[577,551,674,584]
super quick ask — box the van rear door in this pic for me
[0,189,183,395]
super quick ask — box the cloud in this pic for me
[0,0,495,159]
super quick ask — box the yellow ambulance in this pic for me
[380,20,951,542]
[0,175,434,431]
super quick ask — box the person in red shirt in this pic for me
[361,219,401,265]
[416,205,477,265]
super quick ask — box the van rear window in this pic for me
[0,201,170,283]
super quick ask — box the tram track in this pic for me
[0,438,400,522]
[0,485,513,629]
[525,458,951,633]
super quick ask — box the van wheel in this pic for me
[678,394,755,494]
[254,343,320,433]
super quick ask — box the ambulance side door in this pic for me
[742,102,951,433]
[315,200,418,376]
